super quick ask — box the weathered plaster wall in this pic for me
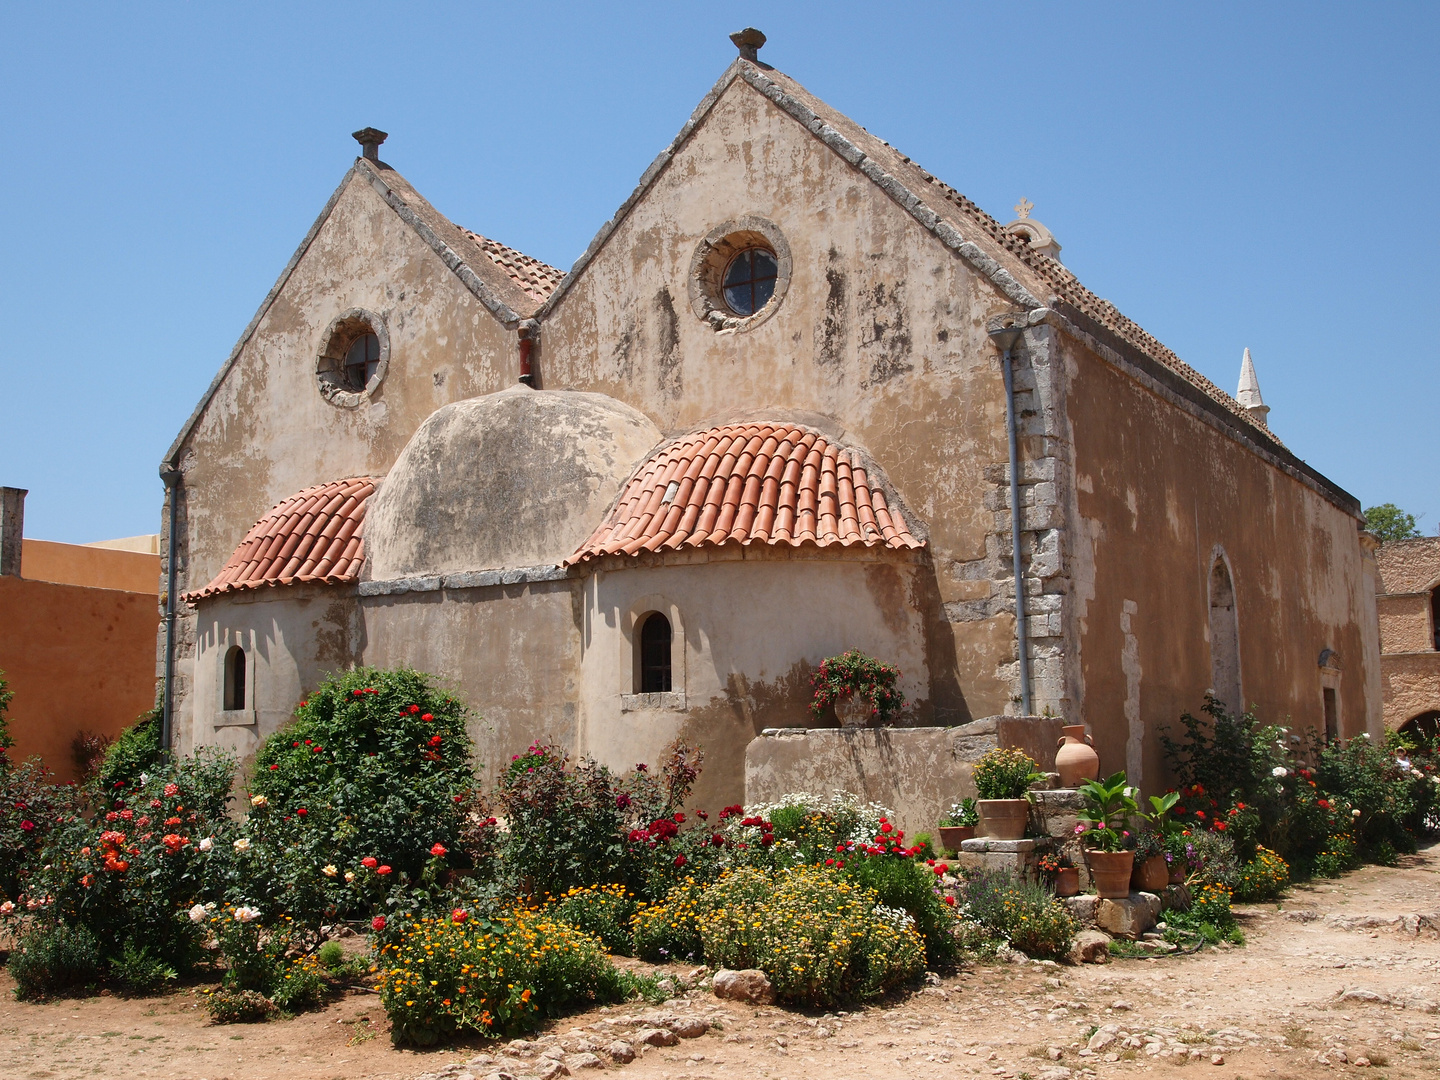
[0,576,160,782]
[359,580,582,788]
[1379,595,1434,654]
[22,539,160,594]
[168,170,520,754]
[1062,332,1379,792]
[1380,653,1440,730]
[189,586,362,768]
[1375,538,1440,728]
[578,549,934,810]
[539,77,1017,724]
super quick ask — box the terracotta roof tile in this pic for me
[460,229,565,304]
[567,423,923,565]
[182,477,378,602]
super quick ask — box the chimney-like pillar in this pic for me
[1,487,26,577]
[729,27,766,62]
[352,127,388,162]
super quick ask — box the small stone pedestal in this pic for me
[957,837,1039,879]
[1061,891,1162,939]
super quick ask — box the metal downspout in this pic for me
[990,326,1033,715]
[160,467,181,753]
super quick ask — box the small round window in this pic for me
[722,248,778,316]
[316,309,389,406]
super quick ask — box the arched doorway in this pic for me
[1400,710,1440,743]
[1209,555,1242,714]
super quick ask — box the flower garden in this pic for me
[0,665,1436,1055]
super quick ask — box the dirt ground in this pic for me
[2,840,1437,1080]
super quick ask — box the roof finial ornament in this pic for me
[1014,197,1034,220]
[1003,198,1062,261]
[352,127,388,162]
[730,27,766,62]
[1236,347,1271,429]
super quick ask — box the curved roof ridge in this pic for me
[181,476,379,603]
[566,421,923,566]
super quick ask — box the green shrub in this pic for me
[270,955,326,1012]
[1318,734,1422,860]
[112,943,177,996]
[694,865,925,1007]
[550,883,637,955]
[9,922,102,1000]
[0,757,84,903]
[205,988,277,1023]
[956,869,1076,961]
[1181,830,1239,888]
[1166,881,1241,945]
[972,748,1043,800]
[1233,845,1290,902]
[377,907,625,1046]
[96,707,167,795]
[316,941,346,970]
[845,852,958,967]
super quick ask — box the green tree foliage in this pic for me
[1363,503,1421,542]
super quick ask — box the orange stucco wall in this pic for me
[21,538,160,594]
[0,576,160,782]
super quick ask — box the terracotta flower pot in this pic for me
[1133,854,1169,892]
[1053,866,1080,897]
[1086,849,1135,899]
[1055,724,1100,788]
[977,798,1030,840]
[1168,859,1188,885]
[937,825,976,851]
[835,694,873,729]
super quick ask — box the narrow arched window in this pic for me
[1208,556,1241,713]
[1431,588,1439,651]
[638,613,673,693]
[224,645,246,711]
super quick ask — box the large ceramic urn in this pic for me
[1055,725,1100,788]
[1086,850,1135,899]
[835,693,873,729]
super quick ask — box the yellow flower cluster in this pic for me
[376,906,618,1044]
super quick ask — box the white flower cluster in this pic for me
[1272,766,1289,778]
[233,837,252,853]
[871,903,916,931]
[744,790,896,848]
[233,905,262,923]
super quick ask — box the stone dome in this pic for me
[366,387,661,580]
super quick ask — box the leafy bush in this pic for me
[846,849,957,967]
[808,650,905,724]
[1166,881,1240,945]
[694,865,925,1007]
[956,869,1077,961]
[972,748,1043,800]
[1317,733,1422,860]
[316,940,346,970]
[0,757,84,903]
[550,883,637,955]
[205,988,277,1024]
[96,707,167,795]
[8,922,102,1000]
[248,667,475,922]
[1233,845,1290,902]
[377,907,626,1046]
[111,943,177,996]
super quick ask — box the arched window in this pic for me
[638,612,673,693]
[343,332,381,390]
[1208,555,1242,713]
[223,645,246,711]
[1431,588,1439,651]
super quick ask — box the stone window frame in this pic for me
[216,632,256,727]
[316,308,390,406]
[687,217,792,334]
[620,594,687,711]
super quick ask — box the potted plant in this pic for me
[937,798,979,851]
[1131,830,1169,891]
[1141,791,1184,885]
[809,650,905,729]
[1037,851,1079,897]
[1163,832,1193,884]
[1076,771,1139,898]
[972,748,1044,840]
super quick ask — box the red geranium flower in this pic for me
[673,854,687,867]
[421,713,433,722]
[428,735,443,747]
[451,908,467,923]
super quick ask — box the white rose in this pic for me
[344,870,356,883]
[0,900,14,914]
[250,794,268,808]
[1272,766,1288,778]
[322,864,339,878]
[233,838,252,853]
[234,905,261,923]
[198,836,215,852]
[188,904,207,923]
[139,772,149,786]
[1352,808,1362,818]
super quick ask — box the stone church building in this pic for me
[158,33,1381,808]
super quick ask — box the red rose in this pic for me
[1215,821,1227,831]
[430,843,448,857]
[673,854,687,867]
[421,713,433,721]
[371,916,386,931]
[20,820,35,832]
[428,735,442,747]
[269,764,279,770]
[943,895,956,907]
[673,813,686,824]
[297,808,307,816]
[376,865,392,875]
[361,856,378,868]
[451,908,467,923]
[825,858,835,866]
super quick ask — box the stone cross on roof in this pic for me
[1014,197,1034,220]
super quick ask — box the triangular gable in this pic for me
[161,158,560,470]
[539,57,1273,447]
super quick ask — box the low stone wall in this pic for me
[744,716,1064,835]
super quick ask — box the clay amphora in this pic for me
[1055,724,1100,788]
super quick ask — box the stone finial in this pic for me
[352,127,388,162]
[730,27,766,61]
[1003,200,1062,261]
[1236,347,1270,428]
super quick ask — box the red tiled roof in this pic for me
[567,423,923,565]
[182,477,378,602]
[461,229,566,304]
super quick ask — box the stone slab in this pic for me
[960,838,1037,853]
[1094,892,1162,939]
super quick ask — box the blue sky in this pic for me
[1,2,1435,542]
